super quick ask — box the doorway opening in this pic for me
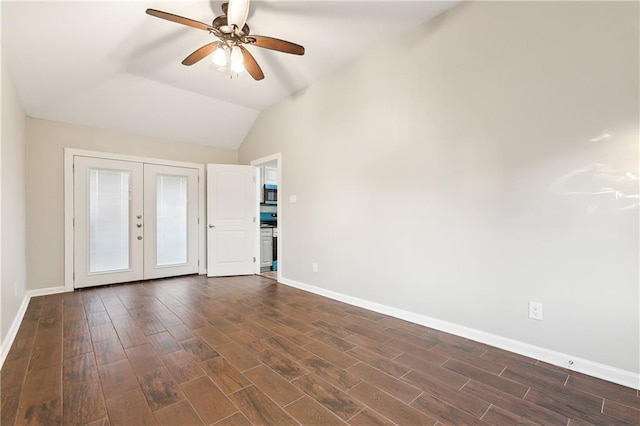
[251,154,282,282]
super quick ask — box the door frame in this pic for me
[64,148,206,292]
[251,153,282,282]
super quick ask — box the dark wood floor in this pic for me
[1,275,638,425]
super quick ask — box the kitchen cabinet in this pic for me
[260,228,273,270]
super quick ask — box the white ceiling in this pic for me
[2,1,459,149]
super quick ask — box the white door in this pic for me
[74,157,144,288]
[207,164,256,277]
[74,157,200,288]
[143,164,199,279]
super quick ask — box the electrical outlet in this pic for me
[312,262,318,273]
[529,301,543,320]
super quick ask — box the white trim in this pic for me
[64,149,74,291]
[64,148,206,291]
[279,277,640,390]
[28,286,66,298]
[63,148,208,169]
[0,286,65,369]
[198,160,206,275]
[250,153,282,283]
[0,295,29,369]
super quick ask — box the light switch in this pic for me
[289,195,297,204]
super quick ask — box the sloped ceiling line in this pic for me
[2,0,460,149]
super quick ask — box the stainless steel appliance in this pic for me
[264,184,277,205]
[259,211,277,272]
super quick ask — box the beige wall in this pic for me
[1,59,28,342]
[239,2,639,373]
[26,118,238,291]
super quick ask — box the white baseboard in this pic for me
[0,286,67,369]
[280,277,640,390]
[0,292,31,368]
[28,286,66,298]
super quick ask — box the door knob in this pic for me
[208,224,215,228]
[137,236,143,240]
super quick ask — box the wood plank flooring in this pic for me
[1,274,638,425]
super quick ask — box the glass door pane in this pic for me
[156,174,188,266]
[143,164,199,279]
[74,156,143,288]
[89,169,131,272]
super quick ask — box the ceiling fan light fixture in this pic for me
[230,46,243,63]
[230,45,244,72]
[212,46,228,66]
[230,61,245,73]
[146,1,303,81]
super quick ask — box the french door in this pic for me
[73,156,199,288]
[143,164,199,279]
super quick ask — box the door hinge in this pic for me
[73,272,75,279]
[72,218,75,226]
[253,217,256,223]
[72,164,75,172]
[197,218,200,224]
[198,260,200,266]
[253,257,256,263]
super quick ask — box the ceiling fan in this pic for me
[146,0,305,81]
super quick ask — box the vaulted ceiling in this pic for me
[2,1,459,149]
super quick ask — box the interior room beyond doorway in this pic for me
[252,155,281,282]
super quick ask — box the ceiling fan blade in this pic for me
[146,9,214,32]
[249,36,305,55]
[182,42,221,66]
[227,0,250,30]
[239,46,264,81]
[221,2,229,15]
